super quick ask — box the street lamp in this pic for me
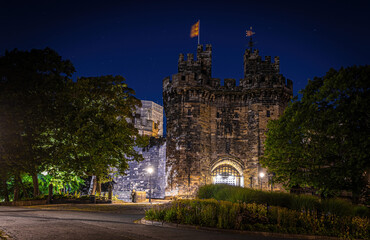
[259,172,265,190]
[147,166,154,203]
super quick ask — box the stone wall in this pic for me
[110,100,166,201]
[112,140,166,202]
[163,44,293,197]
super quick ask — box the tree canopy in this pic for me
[54,76,148,179]
[0,48,146,201]
[0,48,75,198]
[261,65,370,202]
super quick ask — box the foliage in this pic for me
[197,184,369,218]
[261,66,370,201]
[53,75,148,180]
[146,199,370,239]
[0,173,85,202]
[0,48,147,201]
[0,48,75,197]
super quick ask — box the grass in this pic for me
[145,199,370,239]
[197,184,369,218]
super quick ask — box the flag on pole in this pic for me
[190,21,200,38]
[246,27,255,37]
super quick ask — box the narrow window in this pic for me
[266,110,270,117]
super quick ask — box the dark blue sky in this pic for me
[1,0,370,106]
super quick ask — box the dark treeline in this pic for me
[0,48,147,201]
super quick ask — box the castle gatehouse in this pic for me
[163,44,293,197]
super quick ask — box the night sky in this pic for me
[1,0,369,105]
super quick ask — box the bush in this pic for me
[145,199,370,239]
[197,184,369,217]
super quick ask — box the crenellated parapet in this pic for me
[177,44,212,78]
[164,44,292,95]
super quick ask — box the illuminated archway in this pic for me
[211,164,241,186]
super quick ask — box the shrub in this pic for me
[197,184,369,217]
[145,199,370,239]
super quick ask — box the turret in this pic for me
[241,48,290,90]
[177,44,212,77]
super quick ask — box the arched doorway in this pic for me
[211,164,241,186]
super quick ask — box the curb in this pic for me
[136,218,341,240]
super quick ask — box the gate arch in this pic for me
[210,156,244,187]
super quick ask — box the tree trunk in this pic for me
[14,174,20,201]
[47,183,53,204]
[2,178,9,202]
[32,172,40,197]
[96,176,101,196]
[91,176,97,195]
[20,178,29,199]
[108,184,112,201]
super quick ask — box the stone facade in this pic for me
[112,100,166,201]
[112,142,166,201]
[163,44,293,197]
[134,100,163,137]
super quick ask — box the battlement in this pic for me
[163,74,292,92]
[243,49,280,77]
[164,45,293,93]
[178,44,212,77]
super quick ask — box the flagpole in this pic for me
[198,20,200,45]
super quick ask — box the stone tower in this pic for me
[163,44,293,197]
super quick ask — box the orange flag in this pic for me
[190,21,199,38]
[246,27,255,37]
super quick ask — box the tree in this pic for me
[261,66,370,202]
[53,75,148,193]
[0,48,75,197]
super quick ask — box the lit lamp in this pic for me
[147,166,154,203]
[259,172,265,190]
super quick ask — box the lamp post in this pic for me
[147,166,154,203]
[259,172,265,190]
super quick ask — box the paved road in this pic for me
[0,205,300,240]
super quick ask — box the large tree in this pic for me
[53,75,148,194]
[0,48,75,197]
[261,66,370,202]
